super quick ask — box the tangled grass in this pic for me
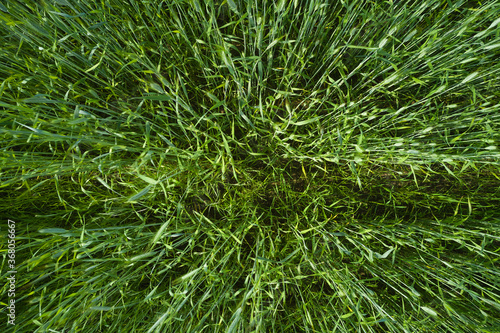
[1,0,500,332]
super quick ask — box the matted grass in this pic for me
[1,0,500,332]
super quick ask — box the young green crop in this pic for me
[1,0,499,332]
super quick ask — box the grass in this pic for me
[1,0,500,332]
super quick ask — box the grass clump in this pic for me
[1,0,500,332]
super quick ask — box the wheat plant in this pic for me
[1,0,500,332]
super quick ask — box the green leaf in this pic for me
[140,94,172,101]
[340,312,355,319]
[227,307,242,333]
[265,37,283,53]
[85,61,101,73]
[461,72,478,84]
[39,228,68,234]
[126,185,153,202]
[484,43,500,50]
[90,306,113,311]
[181,267,201,281]
[421,306,438,317]
[289,116,320,126]
[23,96,58,103]
[345,45,377,50]
[375,248,394,259]
[137,173,158,185]
[150,83,165,93]
[226,0,239,14]
[129,252,156,262]
[50,11,86,18]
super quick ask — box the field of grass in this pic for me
[1,0,500,332]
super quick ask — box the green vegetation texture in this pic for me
[1,0,500,332]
